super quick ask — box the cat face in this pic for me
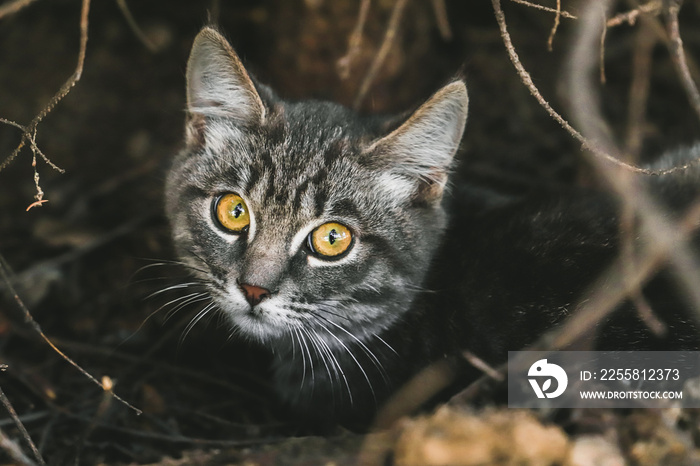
[165,28,468,348]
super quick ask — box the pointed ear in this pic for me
[186,27,266,128]
[366,81,468,203]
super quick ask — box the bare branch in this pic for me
[337,0,371,80]
[625,19,656,157]
[566,0,700,334]
[431,0,452,41]
[31,0,90,125]
[462,351,504,381]
[0,0,39,19]
[372,359,454,430]
[115,0,159,53]
[0,253,142,415]
[546,0,561,51]
[607,0,662,27]
[0,385,44,465]
[553,200,700,349]
[665,0,700,124]
[0,427,37,466]
[508,0,664,29]
[492,0,649,173]
[0,0,91,202]
[510,0,577,19]
[491,0,700,175]
[599,9,607,84]
[353,0,409,110]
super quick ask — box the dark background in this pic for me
[1,0,700,464]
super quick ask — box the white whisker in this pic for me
[180,301,217,344]
[145,282,201,300]
[308,313,376,405]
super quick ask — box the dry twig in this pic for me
[509,0,665,29]
[452,195,700,404]
[337,0,371,80]
[491,0,699,175]
[607,0,662,27]
[372,359,454,430]
[0,427,37,466]
[431,0,452,41]
[567,0,700,317]
[0,385,44,465]
[0,0,91,206]
[554,200,700,349]
[353,0,409,110]
[615,18,660,337]
[115,0,159,53]
[546,0,561,51]
[665,0,700,124]
[510,0,576,19]
[0,253,142,416]
[625,19,656,157]
[599,9,607,84]
[462,351,503,381]
[0,0,38,19]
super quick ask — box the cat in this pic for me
[165,27,700,426]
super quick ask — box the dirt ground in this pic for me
[2,0,700,464]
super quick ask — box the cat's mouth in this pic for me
[210,287,294,339]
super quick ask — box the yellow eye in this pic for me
[309,222,353,258]
[214,194,250,233]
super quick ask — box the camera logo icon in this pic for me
[528,359,568,399]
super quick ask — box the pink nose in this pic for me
[238,283,271,307]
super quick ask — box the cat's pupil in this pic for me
[233,203,244,218]
[329,229,339,245]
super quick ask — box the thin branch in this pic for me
[337,0,371,80]
[623,0,700,84]
[451,197,700,405]
[490,0,699,175]
[492,0,642,172]
[607,0,662,27]
[546,0,561,51]
[0,0,91,202]
[0,385,44,465]
[665,0,700,124]
[0,427,36,466]
[353,0,409,110]
[625,19,656,157]
[621,21,666,336]
[208,0,220,24]
[599,9,607,84]
[115,0,159,53]
[373,359,454,429]
[508,0,665,29]
[552,200,700,350]
[495,0,700,338]
[510,0,577,19]
[619,184,667,337]
[0,0,38,19]
[566,0,700,328]
[462,351,503,381]
[0,253,142,416]
[431,0,452,41]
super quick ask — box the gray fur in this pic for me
[166,27,468,413]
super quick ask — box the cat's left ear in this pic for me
[185,27,266,143]
[367,81,468,203]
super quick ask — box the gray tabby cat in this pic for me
[166,27,700,424]
[166,27,467,421]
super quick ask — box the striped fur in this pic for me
[165,28,467,419]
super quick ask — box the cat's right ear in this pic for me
[185,27,266,144]
[366,81,468,204]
